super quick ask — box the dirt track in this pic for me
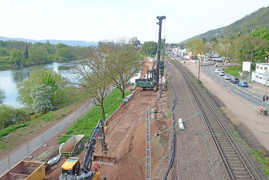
[96,59,171,179]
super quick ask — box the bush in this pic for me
[18,69,73,113]
[0,123,28,139]
[0,105,30,129]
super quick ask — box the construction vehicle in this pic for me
[59,119,115,180]
[0,161,46,180]
[136,16,166,91]
[59,135,85,158]
[135,69,158,90]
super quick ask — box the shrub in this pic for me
[0,105,30,129]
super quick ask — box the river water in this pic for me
[0,62,76,107]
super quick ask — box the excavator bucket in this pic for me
[93,155,116,166]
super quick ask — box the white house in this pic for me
[251,63,269,85]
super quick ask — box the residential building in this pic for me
[251,63,269,85]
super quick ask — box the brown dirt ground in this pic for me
[95,58,171,180]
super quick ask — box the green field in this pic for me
[58,88,130,144]
[223,66,242,77]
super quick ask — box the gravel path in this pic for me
[0,101,94,175]
[167,60,229,180]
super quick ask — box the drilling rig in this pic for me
[135,16,166,91]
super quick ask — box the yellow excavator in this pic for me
[59,119,114,180]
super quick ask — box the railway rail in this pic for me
[171,60,262,180]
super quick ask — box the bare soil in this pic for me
[95,58,171,179]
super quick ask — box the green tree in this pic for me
[0,47,9,56]
[28,46,49,65]
[0,105,30,129]
[31,85,53,113]
[142,41,158,56]
[18,69,69,112]
[74,46,111,121]
[0,89,5,104]
[185,38,209,56]
[129,37,141,48]
[56,44,75,61]
[231,34,267,63]
[101,43,139,98]
[10,49,24,67]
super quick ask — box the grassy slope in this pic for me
[58,88,130,144]
[0,88,88,150]
[223,66,242,77]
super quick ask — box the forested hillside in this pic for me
[196,7,269,40]
[0,41,89,69]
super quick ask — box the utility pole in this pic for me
[198,58,200,81]
[249,49,254,82]
[156,16,166,90]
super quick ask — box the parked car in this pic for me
[238,81,248,87]
[224,75,231,80]
[219,72,225,76]
[230,77,239,84]
[215,68,221,73]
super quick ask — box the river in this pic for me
[0,62,77,108]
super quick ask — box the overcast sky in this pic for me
[0,0,269,43]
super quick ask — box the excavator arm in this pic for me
[59,119,108,180]
[82,119,108,172]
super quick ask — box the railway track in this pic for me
[171,60,262,180]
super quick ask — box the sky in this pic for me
[0,0,269,43]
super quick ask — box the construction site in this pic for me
[1,14,269,180]
[0,59,171,180]
[0,16,171,180]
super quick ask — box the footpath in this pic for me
[0,101,94,174]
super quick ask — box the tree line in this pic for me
[0,41,89,69]
[0,40,141,130]
[184,29,269,67]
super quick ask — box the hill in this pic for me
[0,36,97,47]
[194,6,269,41]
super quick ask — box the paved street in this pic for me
[201,65,267,107]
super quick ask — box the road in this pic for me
[0,100,94,174]
[202,65,266,106]
[172,57,268,107]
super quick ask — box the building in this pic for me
[251,63,269,85]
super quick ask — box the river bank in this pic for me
[0,60,81,107]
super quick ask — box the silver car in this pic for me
[224,74,231,80]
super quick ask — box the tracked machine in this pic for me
[59,119,115,180]
[135,16,166,91]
